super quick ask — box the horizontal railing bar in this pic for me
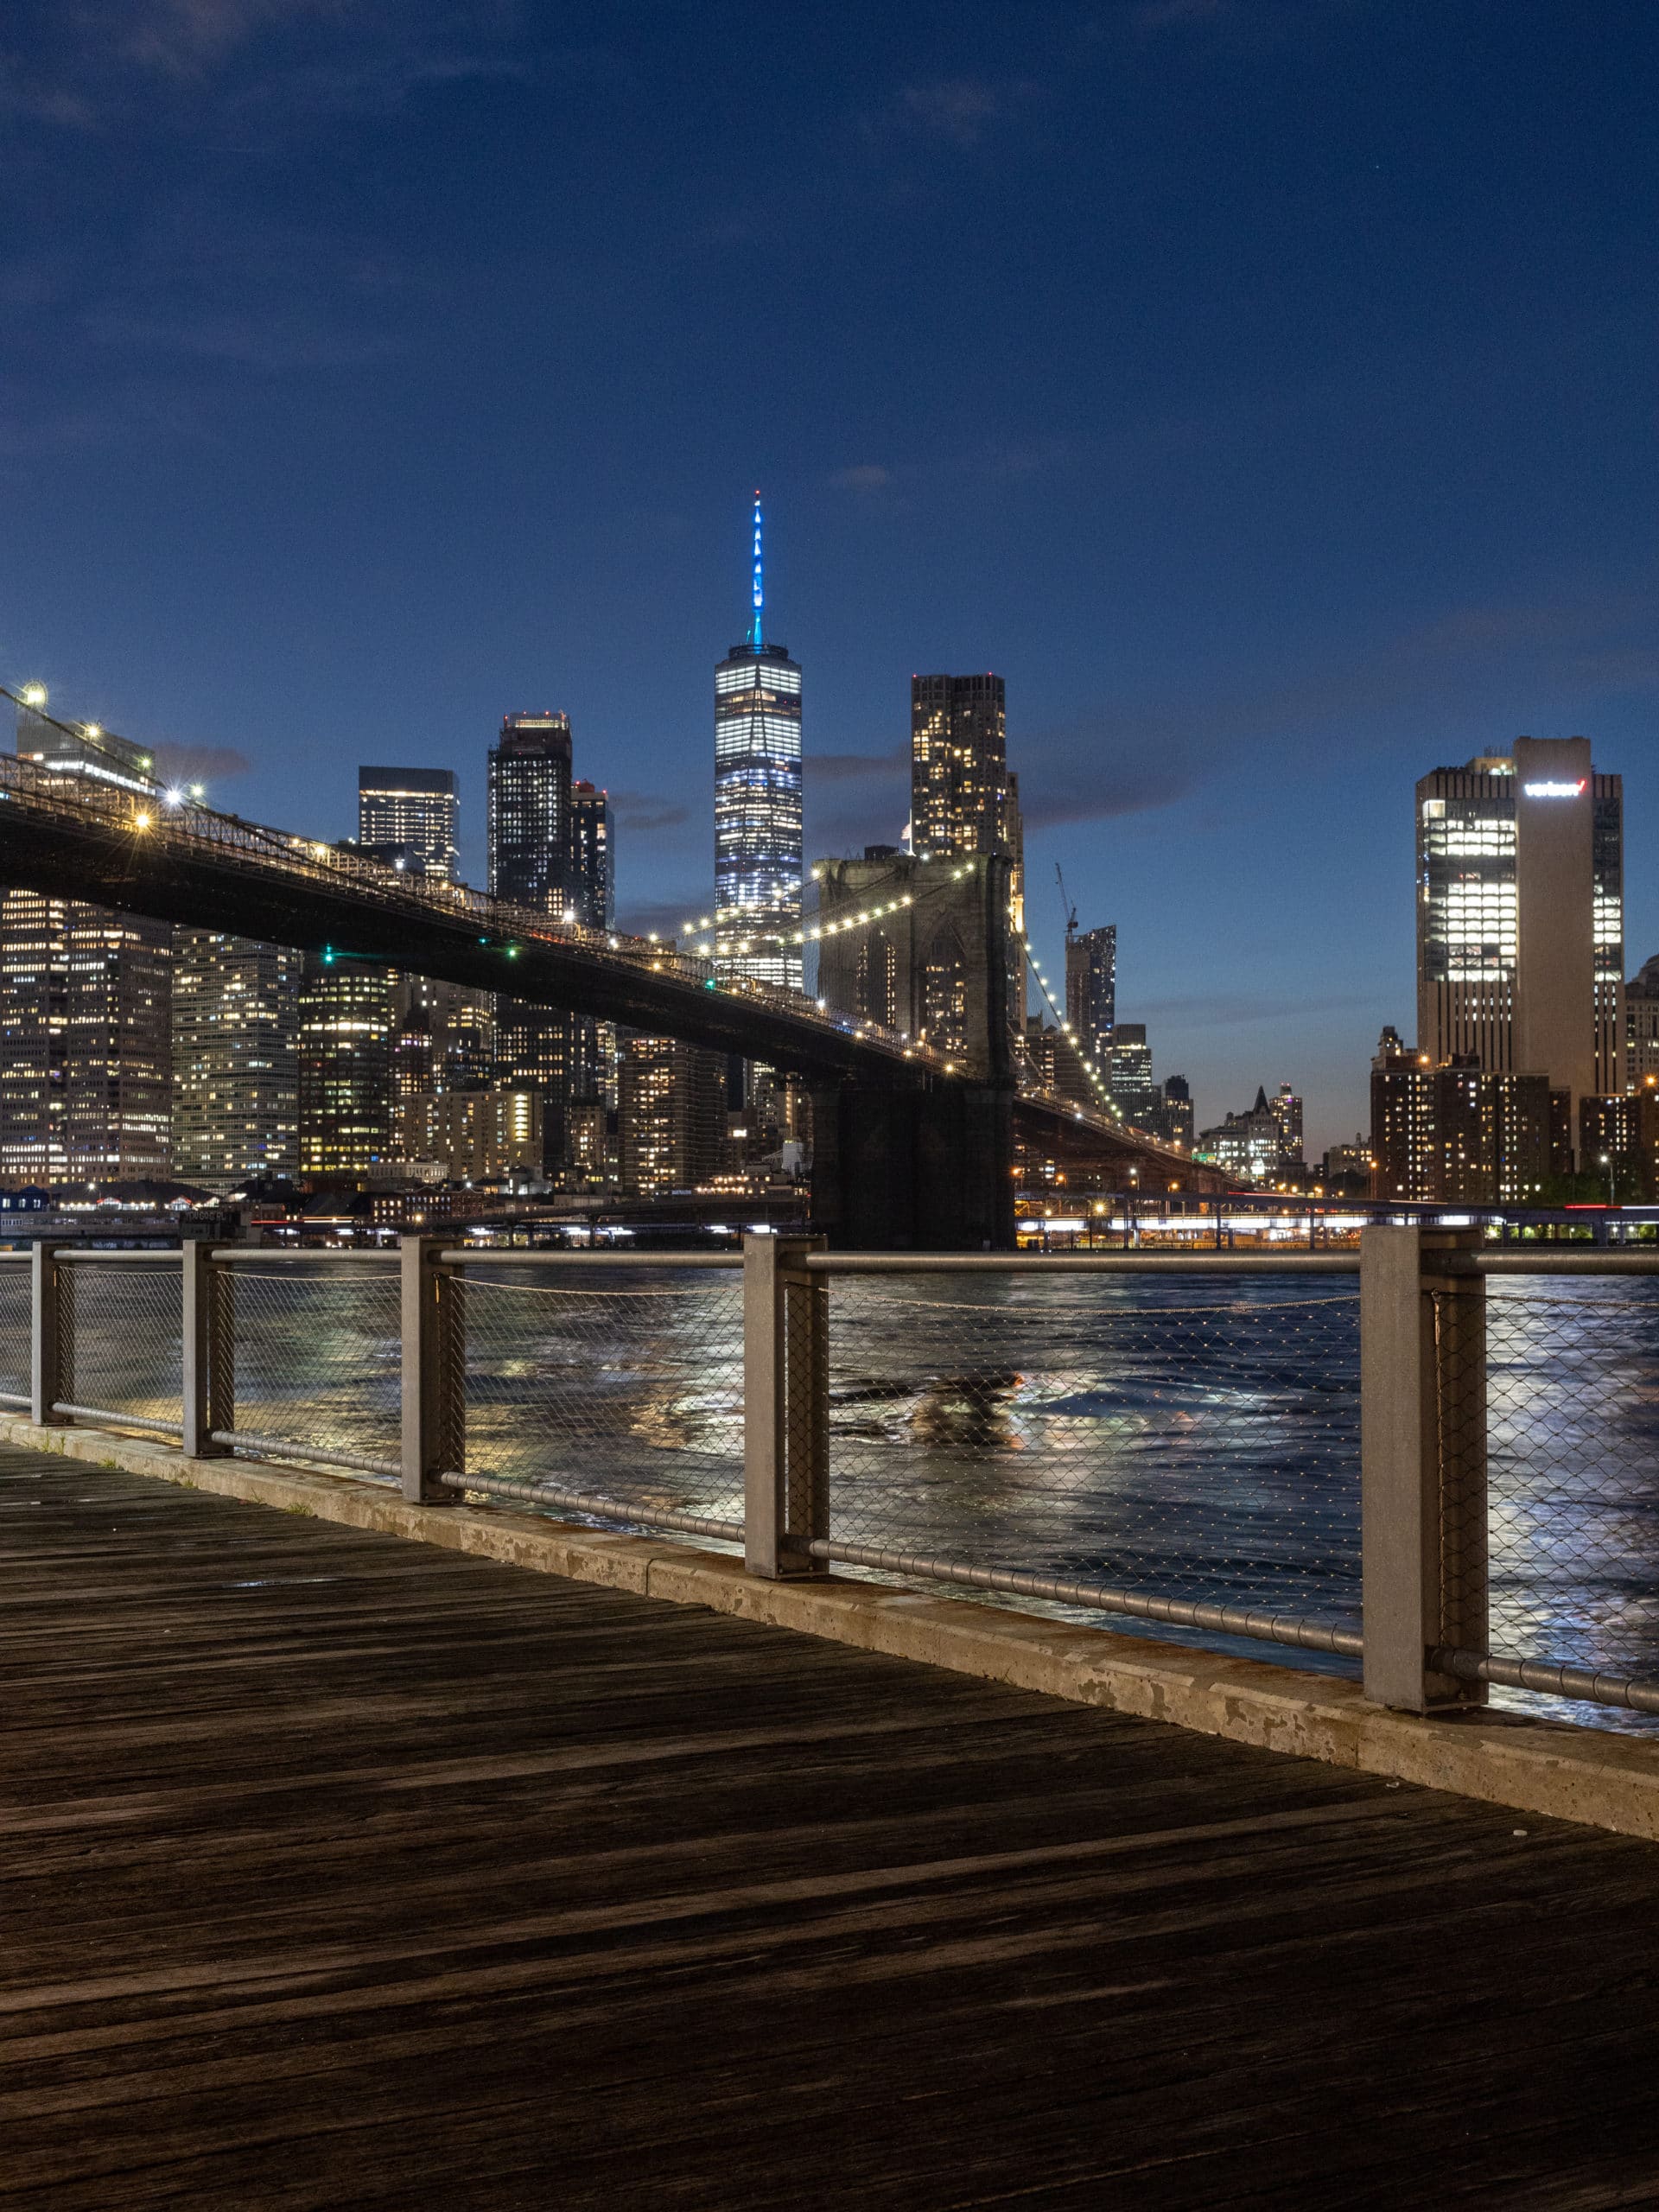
[207,1249,401,1263]
[1430,1645,1659,1715]
[802,1251,1360,1274]
[1472,1252,1659,1274]
[799,1538,1364,1655]
[436,1249,745,1268]
[0,1389,30,1405]
[208,1429,401,1478]
[52,1402,183,1433]
[52,1249,183,1262]
[438,1471,743,1541]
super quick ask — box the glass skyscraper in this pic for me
[715,496,802,989]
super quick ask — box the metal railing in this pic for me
[12,1229,1659,1731]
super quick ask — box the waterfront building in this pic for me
[1626,956,1659,1088]
[397,1090,543,1184]
[358,767,459,882]
[1417,737,1623,1149]
[1065,925,1116,1067]
[910,673,1007,861]
[1197,1087,1287,1186]
[0,700,171,1188]
[1322,1134,1374,1191]
[297,952,396,1177]
[1581,1090,1659,1203]
[1106,1024,1158,1127]
[1369,1027,1551,1202]
[1154,1074,1195,1149]
[617,1033,728,1194]
[715,496,803,988]
[172,932,299,1190]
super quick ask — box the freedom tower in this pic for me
[713,494,803,989]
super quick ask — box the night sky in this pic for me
[2,0,1654,1150]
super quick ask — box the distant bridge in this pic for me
[0,749,1221,1243]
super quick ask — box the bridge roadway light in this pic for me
[19,683,46,708]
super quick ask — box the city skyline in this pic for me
[0,5,1653,1153]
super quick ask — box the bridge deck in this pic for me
[4,1442,1658,2210]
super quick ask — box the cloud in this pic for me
[899,77,1021,149]
[1020,760,1198,830]
[149,742,251,784]
[809,748,906,785]
[828,463,892,493]
[611,792,691,834]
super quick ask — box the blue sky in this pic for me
[0,0,1654,1148]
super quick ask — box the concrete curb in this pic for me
[11,1413,1659,1842]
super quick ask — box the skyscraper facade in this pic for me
[358,767,459,880]
[172,932,300,1190]
[0,698,171,1188]
[714,497,803,988]
[910,673,1007,860]
[1065,925,1116,1066]
[1106,1023,1158,1126]
[569,781,614,929]
[488,715,574,911]
[297,953,396,1176]
[1416,736,1624,1138]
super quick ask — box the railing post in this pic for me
[1361,1224,1488,1712]
[181,1241,234,1458]
[744,1232,829,1579]
[29,1241,67,1427]
[401,1235,464,1504]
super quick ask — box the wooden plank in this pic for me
[1,1440,1658,2209]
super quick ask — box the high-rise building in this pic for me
[357,767,459,881]
[397,1090,543,1183]
[1107,1023,1158,1126]
[1268,1083,1304,1166]
[489,714,574,911]
[1198,1087,1292,1186]
[617,1033,728,1194]
[715,497,803,988]
[1065,926,1116,1066]
[569,782,614,930]
[1370,1027,1554,1202]
[911,673,1007,861]
[1155,1074,1194,1149]
[172,932,299,1190]
[0,697,171,1189]
[1417,737,1623,1149]
[297,952,396,1177]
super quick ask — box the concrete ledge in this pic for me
[10,1413,1659,1843]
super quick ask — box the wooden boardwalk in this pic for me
[5,1443,1659,2209]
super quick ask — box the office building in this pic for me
[1581,1090,1659,1203]
[1106,1024,1158,1126]
[489,714,574,911]
[397,1090,543,1184]
[618,1033,728,1194]
[297,952,396,1177]
[1065,926,1116,1067]
[910,673,1008,861]
[1627,956,1659,1088]
[1024,1016,1092,1109]
[1417,737,1623,1150]
[0,896,172,1187]
[715,497,803,988]
[0,702,171,1188]
[172,932,300,1190]
[569,782,614,930]
[357,767,459,881]
[1154,1074,1194,1149]
[1370,1027,1552,1202]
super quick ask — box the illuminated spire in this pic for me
[748,489,765,650]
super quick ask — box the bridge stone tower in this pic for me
[809,853,1015,1248]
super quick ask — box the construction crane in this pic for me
[1055,862,1077,940]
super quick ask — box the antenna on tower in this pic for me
[748,490,765,651]
[1055,862,1077,938]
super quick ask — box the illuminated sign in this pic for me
[1522,779,1586,798]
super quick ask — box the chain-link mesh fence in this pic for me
[457,1262,745,1535]
[222,1261,401,1476]
[823,1273,1362,1662]
[0,1258,29,1402]
[1456,1281,1659,1724]
[60,1259,183,1432]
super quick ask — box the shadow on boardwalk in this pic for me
[3,1441,1659,2210]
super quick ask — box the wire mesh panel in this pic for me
[1478,1281,1659,1716]
[62,1260,183,1431]
[0,1259,29,1400]
[226,1262,401,1475]
[460,1263,745,1531]
[824,1273,1362,1660]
